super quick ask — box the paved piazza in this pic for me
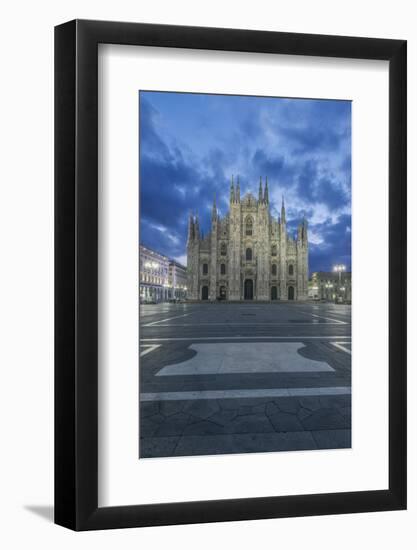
[139,302,351,458]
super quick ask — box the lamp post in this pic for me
[333,264,346,303]
[324,282,333,302]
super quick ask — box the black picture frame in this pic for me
[55,19,407,531]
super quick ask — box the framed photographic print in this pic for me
[55,20,406,530]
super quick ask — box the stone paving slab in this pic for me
[140,429,351,458]
[139,394,351,457]
[172,431,319,457]
[140,339,351,394]
[139,303,351,458]
[311,429,351,449]
[300,408,349,431]
[156,343,334,376]
[140,436,180,458]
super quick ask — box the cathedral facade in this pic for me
[186,177,309,301]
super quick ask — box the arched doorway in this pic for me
[288,286,294,300]
[201,286,209,300]
[219,286,227,300]
[244,279,254,300]
[271,286,277,300]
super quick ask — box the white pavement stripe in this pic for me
[331,342,352,355]
[140,336,351,342]
[311,314,346,325]
[139,344,161,357]
[299,311,347,325]
[140,386,351,402]
[143,313,191,327]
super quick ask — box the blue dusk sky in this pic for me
[139,91,351,273]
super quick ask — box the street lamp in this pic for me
[333,264,346,282]
[324,282,333,302]
[333,264,346,303]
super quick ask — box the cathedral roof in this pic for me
[241,193,257,206]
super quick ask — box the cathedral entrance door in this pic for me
[201,286,209,300]
[244,279,254,300]
[288,286,294,300]
[271,286,277,300]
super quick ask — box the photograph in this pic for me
[0,0,409,540]
[139,91,352,458]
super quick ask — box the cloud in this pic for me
[139,92,351,273]
[251,150,293,184]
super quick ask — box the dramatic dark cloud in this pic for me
[139,92,351,272]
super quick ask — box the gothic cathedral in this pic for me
[187,177,309,301]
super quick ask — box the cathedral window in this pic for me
[288,264,294,276]
[246,248,252,261]
[220,263,226,275]
[271,264,277,276]
[271,244,277,256]
[220,242,227,256]
[245,216,253,236]
[202,263,208,275]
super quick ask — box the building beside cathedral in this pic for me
[186,176,309,301]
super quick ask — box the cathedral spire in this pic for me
[302,214,308,242]
[212,194,217,221]
[187,213,194,243]
[194,214,200,240]
[230,174,235,203]
[297,221,303,241]
[297,214,308,243]
[281,195,286,224]
[236,175,240,202]
[264,176,269,204]
[258,176,263,203]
